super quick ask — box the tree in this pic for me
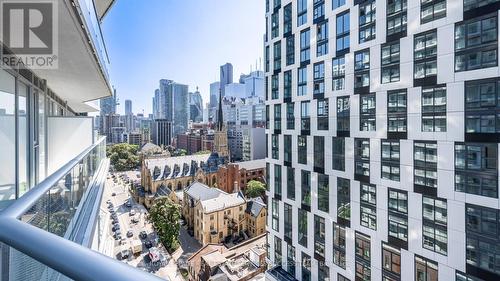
[148,197,181,252]
[245,180,266,198]
[107,143,140,171]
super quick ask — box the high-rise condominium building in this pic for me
[265,1,500,281]
[125,99,132,115]
[100,88,117,115]
[220,63,234,97]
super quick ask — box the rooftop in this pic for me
[236,159,266,171]
[145,153,224,181]
[185,182,225,202]
[200,192,246,213]
[245,198,266,217]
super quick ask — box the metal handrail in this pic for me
[0,137,164,281]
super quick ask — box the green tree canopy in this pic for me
[107,143,139,171]
[148,197,181,252]
[245,180,266,198]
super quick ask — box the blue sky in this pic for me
[101,0,265,116]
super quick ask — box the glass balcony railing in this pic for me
[0,137,162,281]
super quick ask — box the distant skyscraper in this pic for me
[100,88,117,116]
[209,81,220,108]
[158,79,174,120]
[189,88,203,122]
[240,70,264,98]
[125,99,132,115]
[153,89,160,119]
[152,119,172,148]
[172,83,189,136]
[219,63,233,97]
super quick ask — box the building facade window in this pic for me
[387,90,407,135]
[381,140,400,181]
[298,135,307,164]
[455,143,498,198]
[360,183,377,230]
[313,62,325,96]
[300,28,311,63]
[314,215,326,258]
[333,0,346,9]
[337,177,351,222]
[287,166,295,200]
[317,98,329,130]
[420,0,446,24]
[313,0,325,20]
[298,208,308,247]
[333,222,347,269]
[297,0,307,26]
[355,139,370,179]
[336,11,350,53]
[287,244,295,276]
[274,236,282,265]
[283,3,292,35]
[415,255,438,281]
[298,66,307,96]
[284,70,292,99]
[463,0,500,11]
[382,243,401,280]
[314,136,325,170]
[381,41,400,83]
[359,0,376,43]
[301,170,311,207]
[360,93,376,131]
[274,104,281,131]
[355,232,372,281]
[265,46,270,73]
[301,253,311,281]
[272,134,279,159]
[414,141,438,192]
[455,15,498,72]
[272,198,279,231]
[332,56,346,90]
[286,36,295,65]
[465,78,500,134]
[387,0,407,37]
[273,41,281,71]
[272,12,279,38]
[284,203,292,241]
[422,196,447,255]
[332,137,346,171]
[284,134,292,163]
[355,49,370,90]
[271,74,279,100]
[388,189,408,242]
[286,102,295,129]
[301,101,310,131]
[317,20,328,56]
[465,204,500,276]
[414,30,437,79]
[318,174,329,213]
[337,96,350,134]
[422,85,446,132]
[318,263,329,281]
[274,164,282,197]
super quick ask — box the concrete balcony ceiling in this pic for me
[31,0,112,113]
[95,0,116,21]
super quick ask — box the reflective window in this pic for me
[0,69,16,204]
[414,30,437,79]
[422,85,446,132]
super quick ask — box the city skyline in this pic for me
[102,0,265,116]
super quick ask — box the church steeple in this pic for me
[217,88,224,131]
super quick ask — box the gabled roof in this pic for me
[237,159,266,171]
[245,197,265,217]
[200,192,246,213]
[185,182,225,202]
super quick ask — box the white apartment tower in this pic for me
[265,1,500,281]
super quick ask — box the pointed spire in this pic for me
[217,87,223,131]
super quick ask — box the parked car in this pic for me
[127,230,134,238]
[125,201,132,208]
[119,249,130,260]
[129,210,136,216]
[139,231,148,239]
[111,192,116,196]
[148,247,160,263]
[131,217,139,224]
[144,240,153,249]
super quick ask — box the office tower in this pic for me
[172,83,189,136]
[152,119,173,147]
[153,89,160,119]
[220,63,233,97]
[125,99,132,115]
[240,70,265,98]
[158,79,174,120]
[210,81,220,108]
[189,88,203,122]
[0,1,155,280]
[265,1,500,281]
[100,88,117,115]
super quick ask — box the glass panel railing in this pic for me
[18,137,106,239]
